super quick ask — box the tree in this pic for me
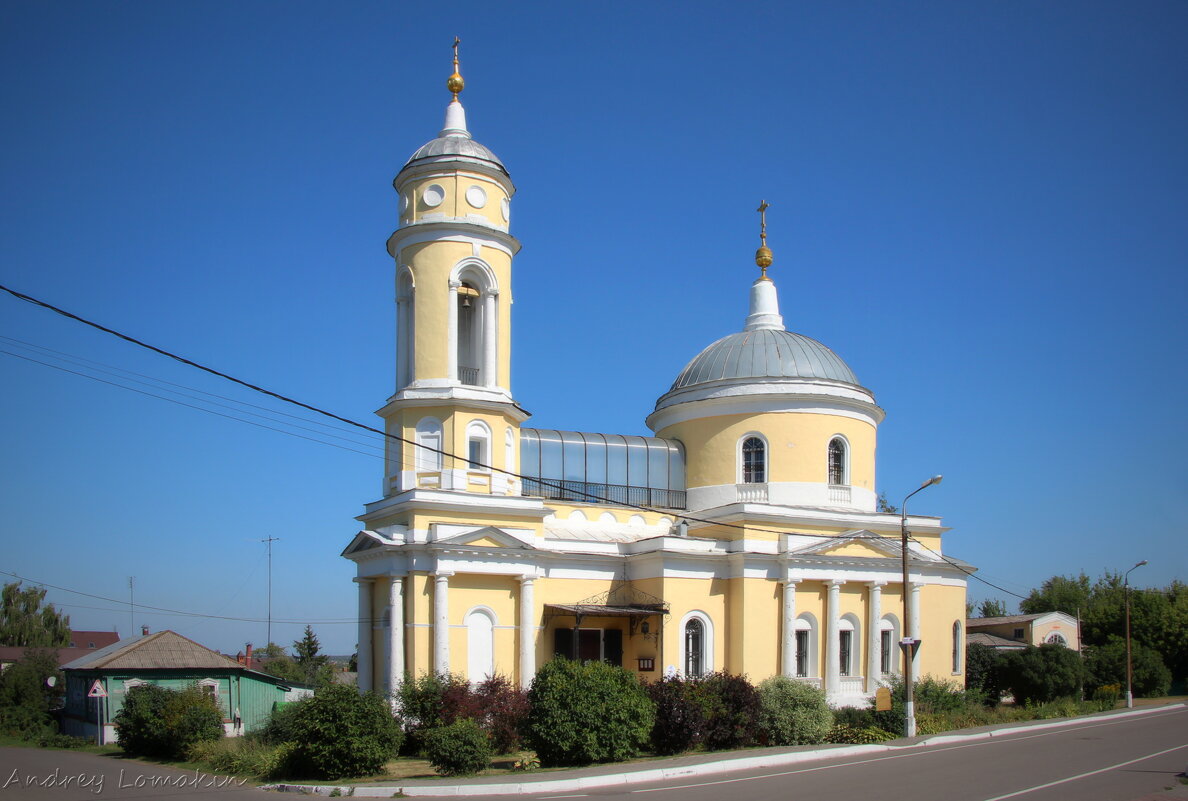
[876,492,898,514]
[0,582,70,648]
[114,684,223,759]
[1019,573,1091,616]
[1001,644,1085,704]
[976,599,1009,618]
[283,685,402,779]
[293,626,331,684]
[0,648,64,739]
[1083,637,1171,698]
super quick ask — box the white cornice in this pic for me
[647,383,884,432]
[387,223,521,259]
[685,503,948,535]
[357,489,551,523]
[394,161,514,196]
[375,391,531,422]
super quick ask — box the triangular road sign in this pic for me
[87,680,107,698]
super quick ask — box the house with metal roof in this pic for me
[61,629,311,744]
[342,46,972,709]
[965,612,1081,651]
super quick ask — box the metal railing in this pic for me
[458,365,480,386]
[521,477,686,510]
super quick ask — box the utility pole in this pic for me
[262,537,280,646]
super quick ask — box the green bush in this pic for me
[283,685,402,779]
[188,737,294,779]
[965,643,1005,703]
[0,649,64,741]
[524,658,655,767]
[262,700,302,744]
[423,718,492,777]
[397,673,526,755]
[1084,639,1172,698]
[647,675,706,755]
[1001,644,1085,705]
[693,672,761,750]
[756,676,833,746]
[828,724,895,744]
[832,706,876,728]
[115,684,223,759]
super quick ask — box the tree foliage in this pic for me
[0,583,70,648]
[114,684,224,759]
[1083,637,1172,698]
[757,675,833,745]
[0,648,64,739]
[1019,574,1092,617]
[1001,644,1084,705]
[975,599,1009,618]
[283,684,402,779]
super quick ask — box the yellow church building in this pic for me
[342,50,972,707]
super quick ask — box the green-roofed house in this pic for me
[61,629,312,744]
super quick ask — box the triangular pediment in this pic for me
[790,529,905,559]
[340,530,390,557]
[435,525,535,550]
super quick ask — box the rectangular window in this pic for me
[468,438,482,469]
[839,631,852,676]
[795,631,809,677]
[881,630,892,674]
[1013,628,1025,640]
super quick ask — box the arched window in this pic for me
[466,420,491,470]
[451,261,499,389]
[415,418,443,472]
[794,613,818,678]
[839,614,861,677]
[879,615,900,675]
[681,612,712,677]
[1045,631,1067,647]
[828,437,848,486]
[396,268,415,389]
[465,608,496,683]
[952,621,963,673]
[741,436,766,484]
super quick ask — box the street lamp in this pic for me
[1124,559,1148,709]
[901,474,942,739]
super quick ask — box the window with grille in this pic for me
[742,437,766,483]
[795,630,809,677]
[881,629,892,674]
[684,618,704,677]
[839,630,853,676]
[828,438,847,485]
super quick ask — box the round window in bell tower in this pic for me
[422,184,445,208]
[465,185,487,209]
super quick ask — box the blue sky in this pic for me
[2,1,1185,655]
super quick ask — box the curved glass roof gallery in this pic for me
[520,430,686,510]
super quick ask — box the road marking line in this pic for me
[538,795,589,798]
[630,708,1188,794]
[977,742,1188,801]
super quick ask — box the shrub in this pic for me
[1091,683,1120,706]
[647,675,706,755]
[423,719,492,777]
[524,658,655,767]
[1084,639,1172,699]
[284,685,402,779]
[115,684,222,759]
[965,643,1005,703]
[188,737,294,779]
[692,672,761,750]
[1001,644,1085,705]
[398,672,473,753]
[831,706,875,729]
[0,649,63,741]
[828,724,895,744]
[262,700,302,745]
[474,675,529,754]
[756,676,833,746]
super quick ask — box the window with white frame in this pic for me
[879,615,900,675]
[741,436,766,483]
[828,437,848,485]
[415,418,443,471]
[794,614,817,678]
[466,420,491,470]
[681,612,712,677]
[1045,631,1067,647]
[952,621,963,673]
[839,614,860,677]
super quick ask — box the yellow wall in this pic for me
[658,411,876,491]
[400,172,510,231]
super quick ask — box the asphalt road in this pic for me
[522,707,1188,801]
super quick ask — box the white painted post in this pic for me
[483,290,498,388]
[781,580,798,677]
[826,579,844,696]
[519,575,536,689]
[387,575,405,700]
[434,572,452,674]
[447,280,460,381]
[867,581,884,693]
[355,578,373,692]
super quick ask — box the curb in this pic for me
[265,703,1185,797]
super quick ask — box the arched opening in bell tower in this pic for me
[457,282,481,385]
[450,260,498,389]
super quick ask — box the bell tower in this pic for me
[380,40,527,498]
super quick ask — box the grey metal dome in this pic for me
[670,328,860,391]
[403,136,507,175]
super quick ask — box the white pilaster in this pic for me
[781,579,799,677]
[866,581,885,693]
[910,582,923,673]
[482,290,498,389]
[433,571,453,674]
[447,280,460,381]
[387,576,405,699]
[355,578,373,693]
[396,295,409,389]
[826,579,844,696]
[518,575,536,689]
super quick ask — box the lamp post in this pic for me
[900,474,942,738]
[1124,559,1148,709]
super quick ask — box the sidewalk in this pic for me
[265,702,1185,797]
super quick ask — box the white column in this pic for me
[910,582,923,673]
[446,280,460,381]
[355,578,373,693]
[396,295,409,389]
[866,581,884,693]
[387,576,405,700]
[518,575,536,689]
[826,579,843,696]
[781,579,799,677]
[433,571,453,675]
[482,289,498,388]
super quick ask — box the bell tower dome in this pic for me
[379,40,528,499]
